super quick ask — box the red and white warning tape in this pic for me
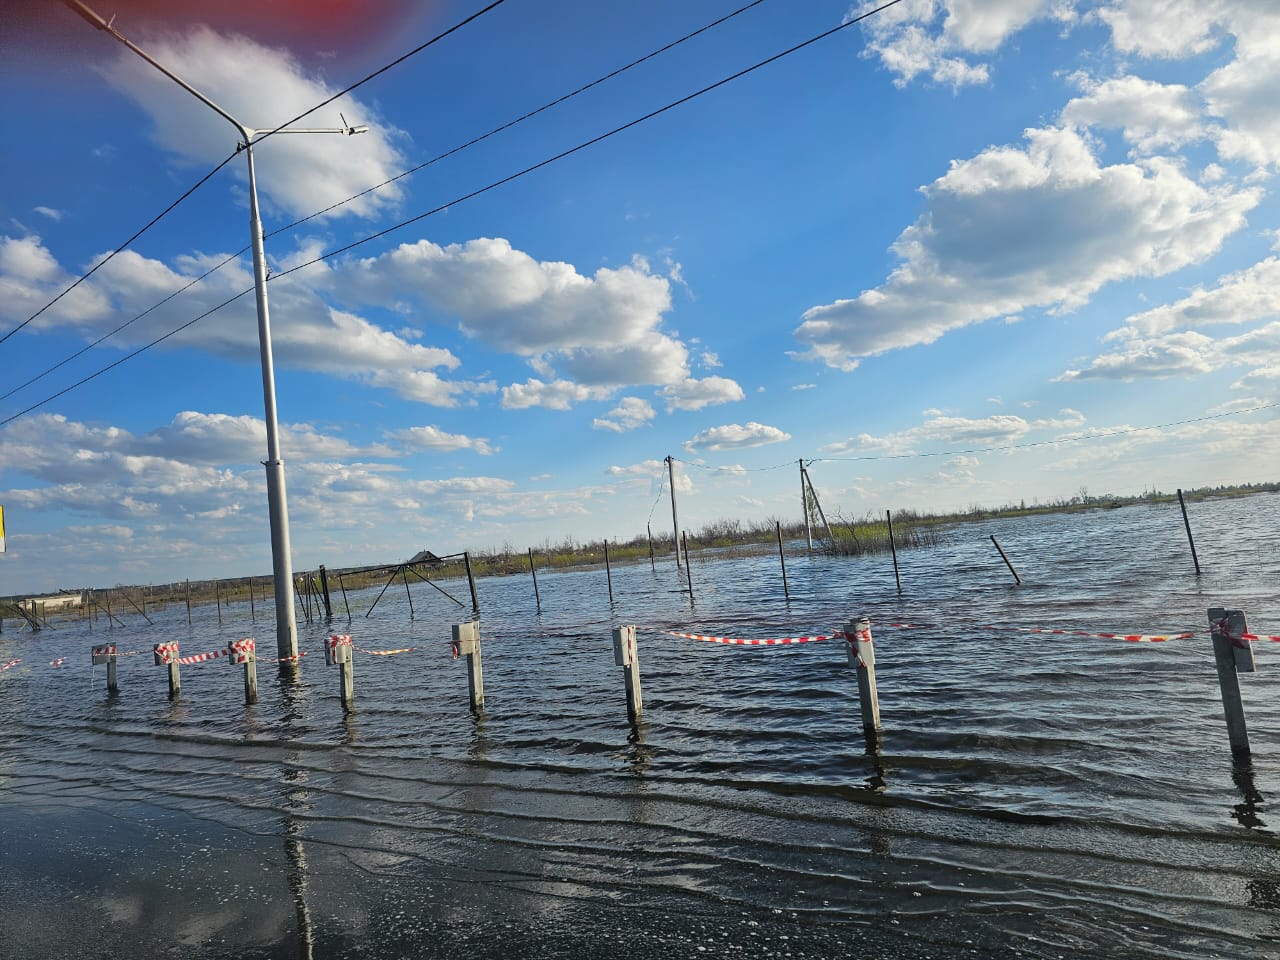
[178,648,229,665]
[662,630,844,647]
[985,626,1195,643]
[354,646,417,656]
[2,658,21,672]
[50,657,67,668]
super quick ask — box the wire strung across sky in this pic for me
[5,0,778,404]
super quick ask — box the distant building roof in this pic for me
[408,550,442,565]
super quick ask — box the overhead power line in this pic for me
[6,0,774,400]
[4,0,512,352]
[2,0,905,425]
[0,151,238,347]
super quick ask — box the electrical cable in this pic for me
[0,0,908,425]
[5,0,776,400]
[0,151,238,347]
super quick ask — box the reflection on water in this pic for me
[2,495,1280,958]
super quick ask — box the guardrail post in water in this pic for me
[612,625,643,723]
[452,621,484,712]
[1179,489,1201,576]
[230,638,258,704]
[153,642,181,700]
[92,643,118,693]
[844,617,881,748]
[989,535,1021,585]
[326,635,354,711]
[1208,608,1253,759]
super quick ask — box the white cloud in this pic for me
[500,378,612,410]
[792,383,817,391]
[700,351,721,368]
[99,25,408,220]
[1109,257,1280,338]
[794,127,1261,369]
[1061,74,1206,154]
[659,376,745,411]
[853,0,1069,88]
[393,425,496,455]
[683,421,791,452]
[824,409,1087,454]
[33,206,64,222]
[593,397,656,432]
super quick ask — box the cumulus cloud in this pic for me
[500,378,612,410]
[393,425,496,455]
[683,421,791,452]
[853,0,1071,88]
[659,376,745,411]
[99,25,408,220]
[823,409,1087,455]
[593,397,656,432]
[1061,74,1206,153]
[794,126,1260,369]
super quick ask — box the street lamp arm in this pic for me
[62,0,251,146]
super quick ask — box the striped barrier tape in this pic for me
[987,626,1195,643]
[2,658,21,672]
[50,657,67,668]
[354,646,417,656]
[178,648,229,665]
[663,630,844,647]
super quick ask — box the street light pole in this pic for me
[65,0,366,663]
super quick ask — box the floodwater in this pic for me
[2,495,1278,959]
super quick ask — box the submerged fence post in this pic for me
[681,532,694,599]
[528,548,541,611]
[92,643,118,693]
[647,524,656,573]
[604,539,615,603]
[775,521,790,599]
[319,565,333,619]
[452,621,484,713]
[887,509,902,593]
[1208,608,1253,759]
[990,535,1021,585]
[249,576,256,623]
[185,579,192,625]
[1178,489,1202,576]
[464,552,480,611]
[326,634,354,711]
[230,638,258,705]
[844,617,881,748]
[153,642,181,701]
[612,624,643,724]
[337,573,351,619]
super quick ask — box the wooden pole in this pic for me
[800,459,812,550]
[318,565,333,619]
[990,535,1021,584]
[845,617,881,748]
[1178,489,1202,576]
[337,573,351,619]
[802,465,836,547]
[216,579,223,624]
[682,532,694,599]
[528,548,541,611]
[1208,608,1253,758]
[775,521,790,599]
[452,621,484,712]
[666,455,682,569]
[886,509,902,593]
[646,524,656,573]
[604,539,615,604]
[401,567,415,618]
[105,591,114,630]
[249,576,256,623]
[464,552,480,611]
[612,625,643,723]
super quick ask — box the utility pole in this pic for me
[666,455,682,569]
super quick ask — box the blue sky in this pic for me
[2,0,1279,594]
